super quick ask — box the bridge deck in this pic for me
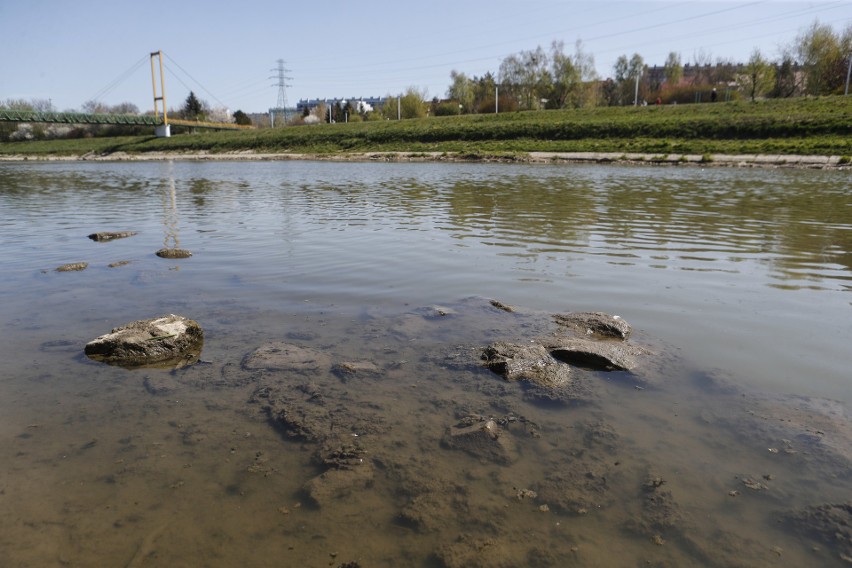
[0,110,252,130]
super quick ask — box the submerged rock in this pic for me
[243,342,331,374]
[534,465,614,514]
[155,248,192,259]
[441,417,516,465]
[482,342,570,386]
[436,534,516,568]
[780,503,852,559]
[303,458,374,507]
[416,305,457,318]
[332,360,382,382]
[482,342,586,403]
[88,231,137,242]
[547,337,647,372]
[553,311,632,340]
[84,314,203,368]
[489,299,515,313]
[56,262,88,272]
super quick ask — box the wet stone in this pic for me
[242,342,331,374]
[416,305,457,318]
[489,299,515,313]
[56,262,88,272]
[259,386,332,442]
[546,337,647,372]
[84,314,203,368]
[332,360,381,382]
[553,311,632,339]
[629,470,682,535]
[482,342,570,386]
[441,418,516,465]
[155,248,192,259]
[780,503,852,559]
[88,231,137,242]
[482,342,585,404]
[534,461,616,514]
[435,534,517,568]
[302,459,375,508]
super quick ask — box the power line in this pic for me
[164,53,229,109]
[86,55,148,104]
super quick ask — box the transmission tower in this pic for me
[269,59,292,127]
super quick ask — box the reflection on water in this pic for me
[161,167,181,251]
[0,160,850,567]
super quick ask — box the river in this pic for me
[0,160,850,567]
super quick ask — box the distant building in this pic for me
[296,97,387,114]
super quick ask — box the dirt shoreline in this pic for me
[0,150,848,169]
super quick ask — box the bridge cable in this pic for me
[86,55,149,107]
[164,54,230,110]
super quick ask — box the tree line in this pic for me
[439,21,851,113]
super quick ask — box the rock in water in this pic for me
[442,418,515,465]
[547,338,647,372]
[482,342,571,386]
[156,248,192,259]
[482,342,588,403]
[242,342,331,374]
[553,311,632,339]
[84,314,203,368]
[56,262,88,272]
[88,231,137,242]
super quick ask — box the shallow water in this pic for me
[0,160,850,567]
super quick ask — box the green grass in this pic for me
[2,96,851,158]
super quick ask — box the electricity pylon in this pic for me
[269,59,292,127]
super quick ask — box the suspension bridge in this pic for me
[0,51,253,137]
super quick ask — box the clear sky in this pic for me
[2,1,850,114]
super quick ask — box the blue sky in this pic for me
[2,1,850,114]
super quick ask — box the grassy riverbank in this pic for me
[2,96,850,159]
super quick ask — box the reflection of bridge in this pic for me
[0,50,253,136]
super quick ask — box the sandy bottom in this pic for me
[1,298,850,567]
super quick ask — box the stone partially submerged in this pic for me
[88,231,137,242]
[482,342,570,385]
[482,342,587,403]
[56,262,88,272]
[156,248,192,259]
[441,417,516,465]
[780,503,852,560]
[546,337,648,372]
[242,342,332,375]
[553,311,632,340]
[84,314,203,368]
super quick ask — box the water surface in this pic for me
[0,160,850,567]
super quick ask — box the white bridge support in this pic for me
[155,124,171,138]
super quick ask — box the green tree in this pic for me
[471,72,498,113]
[499,46,551,110]
[400,86,427,119]
[663,52,683,86]
[772,51,803,98]
[737,49,776,102]
[794,21,852,95]
[382,96,398,120]
[609,53,645,105]
[182,91,205,120]
[233,110,252,125]
[447,70,475,114]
